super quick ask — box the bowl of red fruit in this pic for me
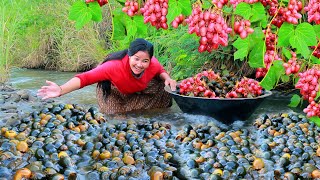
[165,70,272,124]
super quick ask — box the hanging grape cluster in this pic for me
[304,0,320,24]
[171,14,185,28]
[256,29,281,79]
[229,0,259,8]
[261,0,302,27]
[185,5,232,52]
[283,51,300,75]
[295,68,320,117]
[122,0,139,17]
[311,45,320,58]
[140,0,169,29]
[85,0,108,6]
[233,20,254,39]
[211,0,228,9]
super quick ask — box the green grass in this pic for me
[1,0,108,83]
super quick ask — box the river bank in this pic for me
[0,83,59,127]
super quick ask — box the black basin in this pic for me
[165,86,272,124]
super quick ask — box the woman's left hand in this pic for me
[165,78,177,91]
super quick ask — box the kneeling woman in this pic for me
[37,38,177,114]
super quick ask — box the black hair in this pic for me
[97,38,154,99]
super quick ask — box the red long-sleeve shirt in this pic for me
[75,55,167,94]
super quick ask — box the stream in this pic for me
[8,67,303,128]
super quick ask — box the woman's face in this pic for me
[129,51,151,75]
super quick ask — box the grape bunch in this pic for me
[297,68,320,117]
[303,101,320,117]
[171,14,185,28]
[179,70,220,98]
[229,0,259,8]
[311,45,320,58]
[295,68,320,103]
[256,50,282,78]
[256,30,281,78]
[271,7,286,28]
[85,0,108,6]
[284,0,303,24]
[185,6,232,53]
[211,0,228,9]
[122,0,139,17]
[140,0,169,30]
[178,70,264,98]
[304,0,320,24]
[283,51,300,75]
[261,0,302,27]
[233,20,254,39]
[226,77,263,98]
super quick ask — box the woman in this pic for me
[37,38,176,114]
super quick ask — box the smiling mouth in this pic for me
[134,66,143,72]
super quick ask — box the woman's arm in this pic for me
[37,77,81,100]
[159,72,177,91]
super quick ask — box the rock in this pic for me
[28,94,39,102]
[8,93,20,102]
[0,95,4,104]
[17,90,30,100]
[1,102,18,111]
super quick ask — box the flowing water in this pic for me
[5,68,312,179]
[9,67,303,128]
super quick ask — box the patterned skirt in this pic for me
[96,77,172,114]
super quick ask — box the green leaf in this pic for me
[315,91,320,101]
[112,17,126,40]
[250,2,266,22]
[278,23,294,47]
[75,10,92,30]
[249,40,265,67]
[260,60,285,90]
[248,27,264,49]
[202,0,212,9]
[116,0,126,3]
[260,17,268,28]
[69,1,98,29]
[288,94,301,107]
[295,23,317,46]
[314,25,320,38]
[88,2,102,22]
[281,74,290,83]
[134,16,147,37]
[235,3,252,20]
[309,116,320,126]
[223,6,233,14]
[282,48,292,59]
[311,56,320,64]
[69,1,87,21]
[126,18,137,38]
[167,0,182,24]
[233,37,249,61]
[289,35,310,58]
[178,0,192,15]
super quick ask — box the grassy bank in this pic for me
[1,0,109,83]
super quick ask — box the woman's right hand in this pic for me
[37,80,62,100]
